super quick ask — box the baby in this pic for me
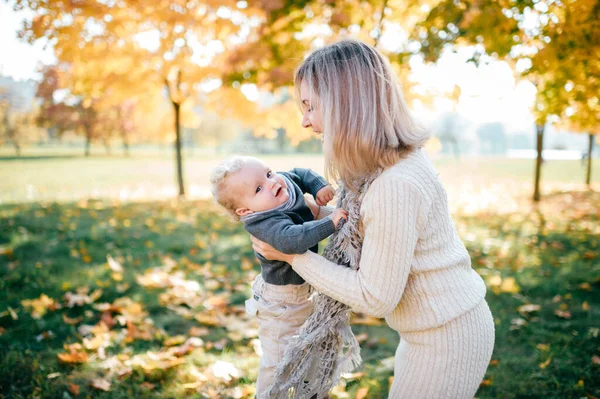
[210,155,347,398]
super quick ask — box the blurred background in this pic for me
[0,0,598,398]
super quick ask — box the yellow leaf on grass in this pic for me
[351,314,384,326]
[579,282,592,291]
[57,343,89,364]
[536,344,550,352]
[164,335,186,346]
[194,313,220,326]
[356,387,369,399]
[500,277,519,294]
[539,357,552,369]
[62,314,83,325]
[189,326,209,337]
[22,294,61,319]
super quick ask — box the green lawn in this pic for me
[1,148,598,204]
[1,153,599,398]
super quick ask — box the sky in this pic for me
[0,1,538,133]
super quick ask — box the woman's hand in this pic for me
[250,236,296,265]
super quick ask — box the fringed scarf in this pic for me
[265,173,381,399]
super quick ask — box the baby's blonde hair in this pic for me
[295,39,429,189]
[210,155,255,221]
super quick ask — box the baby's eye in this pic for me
[256,186,261,193]
[266,171,272,178]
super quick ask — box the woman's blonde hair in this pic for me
[295,39,429,188]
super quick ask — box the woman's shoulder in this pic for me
[361,150,437,211]
[373,149,439,194]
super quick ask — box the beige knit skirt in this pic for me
[389,300,495,398]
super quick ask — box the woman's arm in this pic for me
[293,178,429,317]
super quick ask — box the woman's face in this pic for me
[300,80,323,138]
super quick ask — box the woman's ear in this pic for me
[235,207,253,217]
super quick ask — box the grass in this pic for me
[1,153,599,398]
[1,146,599,204]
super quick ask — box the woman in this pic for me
[251,39,495,398]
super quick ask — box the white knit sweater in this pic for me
[292,149,487,333]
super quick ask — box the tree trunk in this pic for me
[173,101,185,198]
[533,123,544,202]
[451,137,460,159]
[6,128,21,156]
[103,138,111,155]
[85,128,91,157]
[122,133,130,157]
[586,132,594,187]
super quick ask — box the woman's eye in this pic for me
[256,186,261,193]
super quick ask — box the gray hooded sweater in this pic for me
[241,168,336,285]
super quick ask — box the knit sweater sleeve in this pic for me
[291,176,430,317]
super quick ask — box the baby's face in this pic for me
[230,159,290,216]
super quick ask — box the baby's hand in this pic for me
[316,185,335,206]
[331,209,349,228]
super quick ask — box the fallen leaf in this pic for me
[47,372,61,379]
[554,310,572,319]
[539,357,552,369]
[510,318,527,330]
[189,326,209,337]
[579,282,592,291]
[62,314,83,325]
[356,387,369,399]
[90,378,111,391]
[57,343,89,364]
[592,355,600,365]
[341,372,365,381]
[500,277,519,293]
[140,382,156,390]
[517,304,541,315]
[211,360,240,382]
[354,333,369,343]
[22,294,61,319]
[582,251,597,260]
[68,383,81,395]
[107,254,124,273]
[351,314,384,326]
[164,335,186,346]
[536,344,550,352]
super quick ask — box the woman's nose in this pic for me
[301,114,311,128]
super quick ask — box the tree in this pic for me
[410,0,600,201]
[0,95,42,156]
[15,0,243,197]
